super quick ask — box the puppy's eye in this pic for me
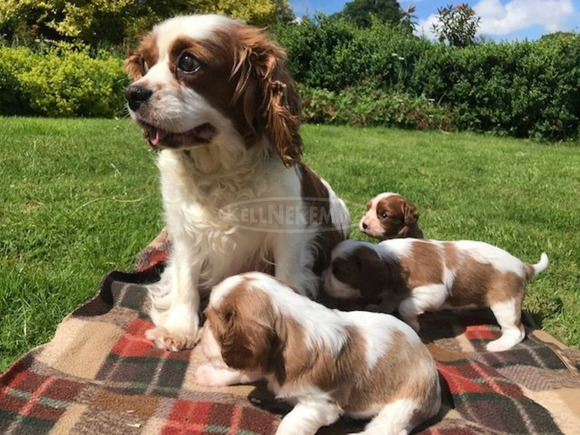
[379,212,388,219]
[178,53,202,73]
[141,58,149,74]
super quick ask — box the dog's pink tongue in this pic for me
[151,128,168,146]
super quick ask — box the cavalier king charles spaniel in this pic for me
[124,15,350,350]
[195,272,441,435]
[360,192,424,240]
[325,239,548,352]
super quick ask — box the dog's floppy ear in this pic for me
[397,199,419,238]
[402,199,419,226]
[356,247,393,298]
[233,26,303,167]
[356,247,406,308]
[124,52,144,80]
[216,304,275,371]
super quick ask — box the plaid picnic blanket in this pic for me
[2,242,580,434]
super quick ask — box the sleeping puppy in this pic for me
[195,272,441,435]
[324,239,549,352]
[124,15,350,350]
[360,192,424,240]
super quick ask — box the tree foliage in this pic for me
[432,3,481,47]
[339,0,404,28]
[0,0,294,46]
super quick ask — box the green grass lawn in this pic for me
[1,117,579,372]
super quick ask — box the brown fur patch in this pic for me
[444,247,525,308]
[345,330,438,423]
[227,25,302,165]
[166,34,256,146]
[299,164,346,277]
[207,285,280,372]
[124,33,159,80]
[399,241,444,288]
[375,195,424,240]
[331,244,408,304]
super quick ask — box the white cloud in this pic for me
[415,14,438,40]
[475,0,574,35]
[415,0,576,39]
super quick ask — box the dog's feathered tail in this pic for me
[525,253,549,281]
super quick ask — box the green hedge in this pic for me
[300,84,454,130]
[0,44,127,117]
[1,21,579,141]
[274,19,580,141]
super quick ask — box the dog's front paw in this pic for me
[145,325,199,351]
[194,364,231,387]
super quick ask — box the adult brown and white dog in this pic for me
[195,272,441,435]
[324,239,548,352]
[124,15,350,350]
[360,192,424,240]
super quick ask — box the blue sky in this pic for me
[290,0,580,41]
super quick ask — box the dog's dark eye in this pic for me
[178,53,202,73]
[141,58,149,74]
[379,212,388,219]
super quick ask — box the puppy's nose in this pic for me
[361,222,368,230]
[125,85,153,111]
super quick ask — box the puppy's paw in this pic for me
[486,328,524,352]
[486,338,517,352]
[194,364,231,387]
[145,325,198,351]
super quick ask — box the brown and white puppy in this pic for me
[124,15,350,350]
[195,272,441,435]
[360,193,424,240]
[325,239,549,352]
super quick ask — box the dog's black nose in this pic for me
[362,222,368,230]
[125,85,152,111]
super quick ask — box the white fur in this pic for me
[376,237,414,259]
[453,241,527,276]
[338,310,419,371]
[359,399,421,435]
[198,272,440,435]
[275,397,341,435]
[155,15,232,51]
[322,179,352,237]
[487,299,526,352]
[397,284,448,332]
[532,253,549,277]
[128,15,350,349]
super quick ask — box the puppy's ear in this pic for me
[124,52,144,80]
[356,247,393,298]
[219,306,275,371]
[356,247,406,308]
[402,199,419,226]
[233,27,302,167]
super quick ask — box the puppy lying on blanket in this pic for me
[195,272,441,435]
[360,192,424,240]
[324,239,548,352]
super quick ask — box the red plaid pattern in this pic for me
[2,258,580,433]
